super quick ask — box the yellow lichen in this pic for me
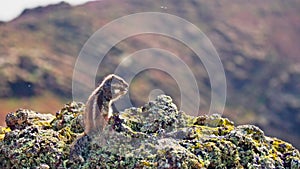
[0,127,10,140]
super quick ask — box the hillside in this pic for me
[0,0,299,148]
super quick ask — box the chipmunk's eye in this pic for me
[104,82,111,88]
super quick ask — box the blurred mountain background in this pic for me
[0,0,299,148]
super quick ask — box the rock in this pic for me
[5,109,55,130]
[0,95,299,168]
[50,102,85,133]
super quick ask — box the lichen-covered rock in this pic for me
[51,102,85,133]
[0,95,299,169]
[5,109,55,130]
[1,126,68,168]
[0,102,85,168]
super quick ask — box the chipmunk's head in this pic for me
[102,74,128,101]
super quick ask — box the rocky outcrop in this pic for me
[0,95,299,168]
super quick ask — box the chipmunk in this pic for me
[70,74,128,162]
[84,74,128,134]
